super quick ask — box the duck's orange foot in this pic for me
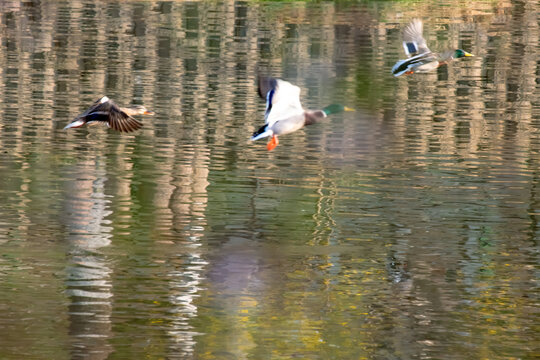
[267,135,278,151]
[405,70,414,75]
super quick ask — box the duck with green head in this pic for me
[392,19,474,77]
[251,77,354,151]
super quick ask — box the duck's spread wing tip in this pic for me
[402,19,430,56]
[109,109,143,133]
[258,76,278,99]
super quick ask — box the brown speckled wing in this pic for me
[106,106,143,133]
[80,98,142,133]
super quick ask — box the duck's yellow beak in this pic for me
[344,107,355,112]
[464,52,474,57]
[144,110,155,115]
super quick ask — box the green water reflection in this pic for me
[0,0,538,359]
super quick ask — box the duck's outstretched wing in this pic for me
[105,107,143,133]
[257,77,303,127]
[402,19,431,57]
[82,96,142,133]
[258,77,278,123]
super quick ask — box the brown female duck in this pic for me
[63,96,154,133]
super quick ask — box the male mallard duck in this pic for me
[251,77,354,151]
[63,96,154,133]
[392,19,473,77]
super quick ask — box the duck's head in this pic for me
[454,49,474,58]
[322,104,355,116]
[125,105,155,116]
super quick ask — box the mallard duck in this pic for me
[63,96,154,133]
[251,77,354,151]
[392,19,473,77]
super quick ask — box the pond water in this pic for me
[0,0,538,359]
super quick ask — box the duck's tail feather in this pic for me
[391,59,411,77]
[251,125,273,141]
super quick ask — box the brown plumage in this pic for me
[63,96,154,133]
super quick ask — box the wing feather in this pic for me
[83,97,142,133]
[108,108,143,133]
[258,77,303,127]
[402,19,430,57]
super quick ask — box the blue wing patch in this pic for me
[265,88,275,120]
[405,42,418,55]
